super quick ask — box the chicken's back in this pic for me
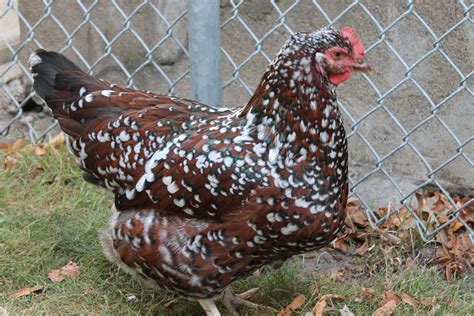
[29,50,263,220]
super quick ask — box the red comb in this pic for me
[341,26,365,59]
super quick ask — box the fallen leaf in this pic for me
[1,139,25,169]
[313,294,345,316]
[4,154,21,169]
[0,139,24,154]
[436,230,451,249]
[278,294,305,316]
[347,206,368,227]
[48,132,65,148]
[373,299,397,316]
[329,270,345,283]
[361,287,377,299]
[445,261,464,282]
[450,220,464,232]
[339,304,354,316]
[401,293,419,308]
[355,241,370,256]
[47,270,64,283]
[418,297,434,306]
[375,207,388,219]
[48,261,81,283]
[332,237,349,253]
[453,233,473,257]
[380,291,401,306]
[347,196,359,204]
[11,285,43,298]
[398,208,417,230]
[437,214,450,224]
[375,228,401,245]
[30,166,45,179]
[32,145,47,156]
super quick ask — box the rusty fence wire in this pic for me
[0,0,472,243]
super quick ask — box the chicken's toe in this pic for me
[222,287,276,315]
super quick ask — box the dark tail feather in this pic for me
[29,49,83,99]
[29,49,117,138]
[29,49,109,105]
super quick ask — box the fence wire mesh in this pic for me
[0,0,472,243]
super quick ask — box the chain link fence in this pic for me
[0,0,472,243]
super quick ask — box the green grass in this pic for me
[0,144,472,315]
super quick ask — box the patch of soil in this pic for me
[299,249,365,281]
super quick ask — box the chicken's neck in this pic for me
[240,54,344,162]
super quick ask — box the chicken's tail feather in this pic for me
[29,49,117,138]
[29,49,84,99]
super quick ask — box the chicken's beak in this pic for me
[352,58,371,73]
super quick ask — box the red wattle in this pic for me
[329,68,352,85]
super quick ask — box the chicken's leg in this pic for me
[198,299,221,316]
[221,287,275,316]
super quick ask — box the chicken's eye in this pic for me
[333,51,342,59]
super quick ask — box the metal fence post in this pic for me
[187,0,222,107]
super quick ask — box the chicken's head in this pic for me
[315,26,371,85]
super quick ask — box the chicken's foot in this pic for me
[222,287,275,316]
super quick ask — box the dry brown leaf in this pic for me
[433,192,452,213]
[348,206,368,227]
[436,230,451,249]
[398,208,417,231]
[278,294,305,316]
[313,294,345,316]
[460,208,474,223]
[453,233,473,257]
[333,237,349,253]
[418,297,434,306]
[450,219,464,232]
[1,139,25,169]
[401,293,419,308]
[329,270,345,283]
[361,287,377,299]
[48,270,65,283]
[456,196,474,211]
[49,132,65,148]
[48,261,81,283]
[401,293,433,307]
[373,299,398,316]
[445,261,464,282]
[11,285,43,298]
[437,214,450,224]
[380,291,401,306]
[383,216,400,229]
[347,196,359,204]
[4,154,21,169]
[375,207,388,218]
[33,145,47,156]
[313,299,328,316]
[355,241,370,256]
[339,304,354,316]
[414,192,424,210]
[0,139,24,153]
[375,228,401,245]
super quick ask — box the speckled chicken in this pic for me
[30,26,369,315]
